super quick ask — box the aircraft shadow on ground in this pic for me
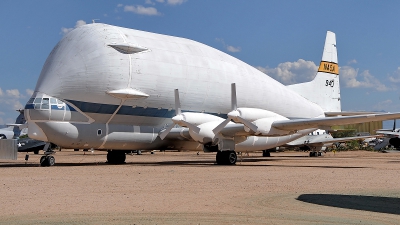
[297,194,400,215]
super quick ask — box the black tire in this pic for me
[309,152,315,157]
[216,151,223,165]
[74,149,79,151]
[33,150,39,154]
[317,152,322,156]
[226,151,237,165]
[40,156,48,167]
[48,156,55,166]
[107,151,126,164]
[216,151,237,165]
[262,150,271,157]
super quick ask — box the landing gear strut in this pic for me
[107,150,126,164]
[216,150,237,165]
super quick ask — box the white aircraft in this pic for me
[0,110,26,139]
[24,23,400,166]
[281,129,377,156]
[0,127,14,139]
[376,120,400,149]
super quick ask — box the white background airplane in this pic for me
[23,23,400,166]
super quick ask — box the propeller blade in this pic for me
[231,83,237,111]
[181,121,200,133]
[159,123,175,140]
[174,89,181,115]
[237,116,258,132]
[212,118,231,134]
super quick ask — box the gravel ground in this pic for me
[0,150,400,224]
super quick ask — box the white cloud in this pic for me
[167,0,187,5]
[145,0,156,5]
[216,38,241,53]
[372,99,394,112]
[347,59,357,65]
[6,89,21,99]
[388,67,400,83]
[340,66,389,91]
[226,45,241,53]
[12,101,23,110]
[257,59,317,85]
[61,20,87,35]
[0,88,3,97]
[26,89,34,96]
[124,5,160,16]
[117,3,123,7]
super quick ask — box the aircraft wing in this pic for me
[6,123,28,129]
[272,113,400,132]
[324,111,383,116]
[306,135,379,145]
[376,130,400,138]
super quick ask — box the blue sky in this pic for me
[1,0,400,128]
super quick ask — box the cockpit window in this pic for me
[50,98,57,104]
[34,98,42,104]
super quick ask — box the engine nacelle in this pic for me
[253,117,292,136]
[237,108,291,136]
[180,112,222,126]
[189,120,222,144]
[237,108,284,122]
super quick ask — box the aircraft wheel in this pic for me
[309,152,315,157]
[48,156,55,166]
[33,150,39,154]
[317,152,322,156]
[216,151,223,165]
[74,149,79,151]
[262,150,271,157]
[226,151,237,165]
[40,156,47,166]
[107,151,126,164]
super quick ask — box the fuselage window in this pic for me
[41,98,50,110]
[97,129,102,136]
[50,98,57,104]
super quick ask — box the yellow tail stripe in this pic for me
[318,61,339,75]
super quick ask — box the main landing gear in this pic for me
[216,150,237,165]
[309,151,322,157]
[107,150,126,164]
[40,143,56,167]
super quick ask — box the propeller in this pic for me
[159,89,200,140]
[212,83,258,135]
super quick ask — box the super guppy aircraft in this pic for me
[24,23,400,166]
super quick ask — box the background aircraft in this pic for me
[281,129,377,156]
[376,120,400,149]
[24,24,400,166]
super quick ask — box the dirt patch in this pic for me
[1,150,400,224]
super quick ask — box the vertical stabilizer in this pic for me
[287,31,341,113]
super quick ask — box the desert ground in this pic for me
[0,149,400,224]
